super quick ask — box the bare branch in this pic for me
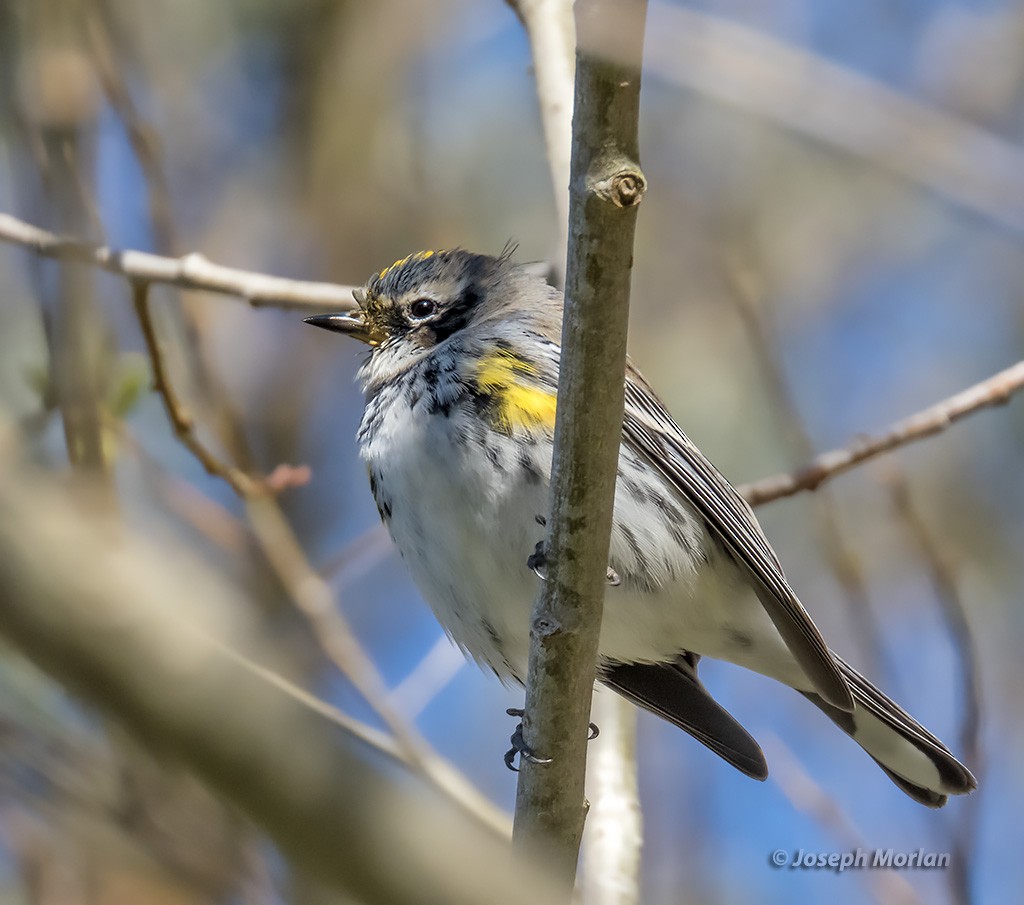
[739,360,1024,507]
[82,2,177,255]
[512,0,648,888]
[131,282,261,496]
[514,1,644,898]
[116,417,504,826]
[0,212,358,312]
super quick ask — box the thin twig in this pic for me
[131,282,260,496]
[884,469,983,905]
[321,522,394,583]
[0,212,358,312]
[739,360,1024,506]
[84,0,259,475]
[512,0,648,889]
[114,415,475,796]
[112,416,250,555]
[242,497,432,773]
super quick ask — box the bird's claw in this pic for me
[503,708,600,771]
[527,543,547,581]
[504,708,552,772]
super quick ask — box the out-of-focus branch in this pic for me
[506,0,575,277]
[579,689,642,905]
[389,634,467,719]
[646,4,1024,233]
[83,1,258,475]
[18,10,109,479]
[0,212,358,312]
[512,0,648,890]
[0,453,551,905]
[885,469,982,905]
[83,2,175,253]
[739,360,1024,507]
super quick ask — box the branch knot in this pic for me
[590,165,647,208]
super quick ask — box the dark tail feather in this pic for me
[601,654,768,780]
[803,655,977,808]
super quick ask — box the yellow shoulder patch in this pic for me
[474,349,557,434]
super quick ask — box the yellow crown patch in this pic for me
[376,249,438,282]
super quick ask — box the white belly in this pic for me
[361,393,803,688]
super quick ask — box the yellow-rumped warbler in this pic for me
[305,248,976,807]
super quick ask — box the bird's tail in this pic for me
[803,655,976,807]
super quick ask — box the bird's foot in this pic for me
[503,708,599,771]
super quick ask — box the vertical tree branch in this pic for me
[579,688,642,905]
[513,1,646,899]
[508,0,576,280]
[512,0,648,889]
[23,0,108,477]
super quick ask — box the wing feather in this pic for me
[622,367,854,712]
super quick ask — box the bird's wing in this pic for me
[601,652,767,779]
[621,366,854,712]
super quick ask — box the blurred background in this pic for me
[1,0,1022,903]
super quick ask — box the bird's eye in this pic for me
[409,298,437,319]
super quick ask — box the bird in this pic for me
[304,247,976,807]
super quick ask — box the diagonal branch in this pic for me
[739,360,1024,507]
